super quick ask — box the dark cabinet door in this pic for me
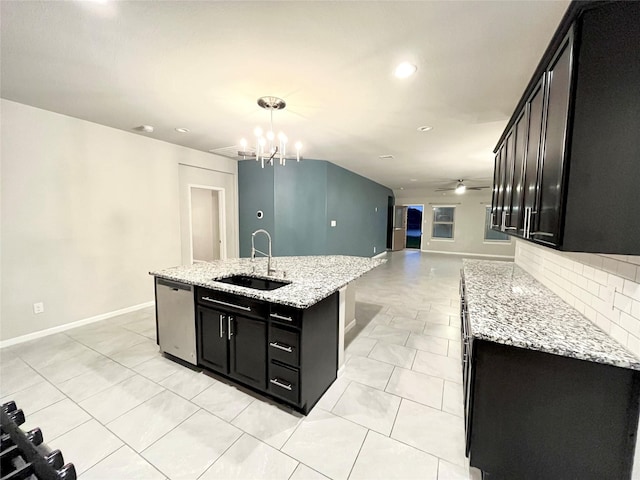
[506,109,528,234]
[533,34,573,246]
[229,314,267,390]
[197,307,228,374]
[502,132,514,231]
[522,77,545,237]
[490,152,501,230]
[494,145,506,231]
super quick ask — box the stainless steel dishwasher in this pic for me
[155,278,196,365]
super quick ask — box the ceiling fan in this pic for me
[435,179,491,194]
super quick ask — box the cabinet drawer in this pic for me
[268,362,300,405]
[196,287,268,319]
[269,304,302,328]
[269,326,300,367]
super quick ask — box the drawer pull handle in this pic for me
[202,297,251,312]
[270,378,292,391]
[270,313,293,322]
[269,342,293,353]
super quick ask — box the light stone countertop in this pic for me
[150,255,385,309]
[462,259,640,371]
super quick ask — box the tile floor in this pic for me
[0,251,482,480]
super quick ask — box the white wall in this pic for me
[515,239,640,357]
[0,99,238,342]
[394,190,515,258]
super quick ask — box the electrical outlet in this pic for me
[33,302,44,314]
[330,220,337,227]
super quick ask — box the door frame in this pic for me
[188,184,227,263]
[402,203,425,250]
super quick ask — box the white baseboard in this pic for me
[0,301,155,349]
[372,251,388,259]
[344,318,357,334]
[420,249,515,260]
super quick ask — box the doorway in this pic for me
[189,185,226,263]
[405,205,423,249]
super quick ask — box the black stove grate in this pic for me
[0,401,76,480]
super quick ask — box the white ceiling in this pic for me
[0,0,570,193]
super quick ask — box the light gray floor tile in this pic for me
[0,357,44,396]
[0,380,65,416]
[386,305,420,319]
[406,333,449,356]
[412,350,463,384]
[418,311,454,325]
[22,398,91,441]
[390,316,427,333]
[331,382,400,435]
[442,380,463,417]
[82,445,166,480]
[35,348,106,385]
[448,341,462,359]
[438,459,473,480]
[350,430,439,480]
[392,399,466,467]
[313,376,351,412]
[232,399,303,449]
[341,356,394,390]
[345,336,377,357]
[57,357,135,402]
[159,367,216,400]
[20,339,92,370]
[110,339,160,367]
[191,380,255,422]
[83,329,150,357]
[385,367,444,409]
[363,324,410,346]
[429,304,461,316]
[50,419,123,474]
[424,323,461,341]
[281,408,367,480]
[134,356,182,383]
[368,342,416,369]
[107,390,199,452]
[201,434,297,480]
[289,464,329,480]
[142,409,242,479]
[79,374,165,424]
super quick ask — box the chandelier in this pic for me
[238,96,303,168]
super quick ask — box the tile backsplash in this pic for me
[515,239,640,358]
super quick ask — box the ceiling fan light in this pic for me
[455,183,466,194]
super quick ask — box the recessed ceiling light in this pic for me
[175,127,190,133]
[399,187,405,190]
[410,179,418,182]
[394,62,417,78]
[134,125,154,133]
[379,155,394,160]
[417,125,433,132]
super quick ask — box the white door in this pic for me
[179,164,237,264]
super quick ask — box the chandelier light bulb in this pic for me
[258,137,266,147]
[240,138,247,149]
[267,131,275,141]
[278,132,287,142]
[254,126,263,137]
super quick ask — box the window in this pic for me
[432,206,455,239]
[484,206,510,241]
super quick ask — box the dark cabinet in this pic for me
[491,1,640,254]
[229,314,267,390]
[195,287,339,414]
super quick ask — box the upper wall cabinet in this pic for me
[491,1,640,255]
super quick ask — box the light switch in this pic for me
[330,220,337,227]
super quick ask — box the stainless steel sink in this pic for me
[216,275,290,291]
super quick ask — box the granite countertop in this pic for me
[150,255,384,309]
[462,259,640,371]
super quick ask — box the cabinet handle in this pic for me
[269,342,293,353]
[202,297,251,312]
[270,378,292,391]
[227,316,233,340]
[270,313,293,322]
[219,314,225,338]
[530,231,554,237]
[504,227,517,230]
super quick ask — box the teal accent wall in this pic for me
[238,159,393,257]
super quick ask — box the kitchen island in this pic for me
[150,255,384,413]
[461,259,640,479]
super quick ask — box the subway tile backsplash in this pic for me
[515,239,640,358]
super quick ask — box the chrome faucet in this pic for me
[251,229,276,276]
